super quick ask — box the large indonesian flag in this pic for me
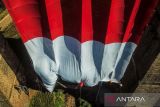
[3,0,159,92]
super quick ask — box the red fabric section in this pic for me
[123,0,135,38]
[61,0,82,41]
[92,0,111,43]
[39,0,51,39]
[129,0,159,44]
[3,0,159,44]
[81,0,93,42]
[45,0,64,40]
[123,0,141,43]
[105,0,125,44]
[2,0,43,42]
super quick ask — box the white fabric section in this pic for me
[24,36,137,91]
[52,36,81,83]
[101,43,121,81]
[25,38,58,92]
[110,42,137,82]
[81,41,100,86]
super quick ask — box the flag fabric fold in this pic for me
[3,0,159,92]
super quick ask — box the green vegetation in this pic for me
[79,98,92,107]
[29,90,92,107]
[30,90,65,107]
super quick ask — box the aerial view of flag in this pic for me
[2,0,159,92]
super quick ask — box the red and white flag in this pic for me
[3,0,159,92]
